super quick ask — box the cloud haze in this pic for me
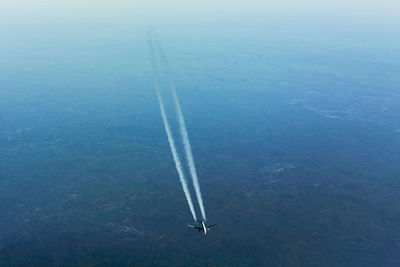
[1,0,399,24]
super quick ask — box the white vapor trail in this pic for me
[154,37,207,221]
[148,35,198,222]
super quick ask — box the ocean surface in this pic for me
[1,9,400,266]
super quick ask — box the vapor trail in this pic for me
[148,34,197,222]
[153,36,207,221]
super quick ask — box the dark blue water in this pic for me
[1,6,400,266]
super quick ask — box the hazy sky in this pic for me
[1,0,400,25]
[0,0,399,52]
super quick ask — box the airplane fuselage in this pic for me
[200,220,207,235]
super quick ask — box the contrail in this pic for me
[148,34,198,222]
[153,35,207,221]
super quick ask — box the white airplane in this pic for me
[187,220,216,235]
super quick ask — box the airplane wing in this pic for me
[187,224,202,230]
[207,224,216,229]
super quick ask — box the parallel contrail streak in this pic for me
[148,34,197,222]
[154,36,207,221]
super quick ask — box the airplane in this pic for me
[187,220,216,235]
